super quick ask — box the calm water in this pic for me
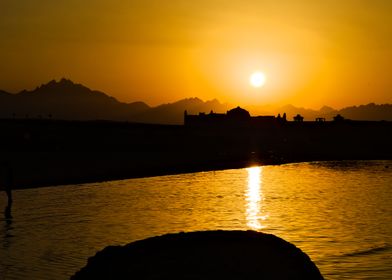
[0,160,391,280]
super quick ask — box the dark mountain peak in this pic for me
[17,78,123,105]
[56,78,77,87]
[173,97,228,111]
[319,105,335,113]
[342,103,389,110]
[188,97,203,102]
[125,101,151,113]
[159,97,204,108]
[126,101,150,107]
[280,104,298,110]
[359,102,377,108]
[178,97,203,104]
[0,89,11,96]
[33,78,86,93]
[205,98,221,105]
[0,79,152,120]
[59,77,73,83]
[337,103,392,121]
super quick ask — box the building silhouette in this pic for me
[333,114,345,122]
[184,107,286,127]
[293,114,304,122]
[184,106,354,126]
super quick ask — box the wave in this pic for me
[341,244,390,257]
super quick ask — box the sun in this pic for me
[250,72,266,88]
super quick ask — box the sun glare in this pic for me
[250,72,266,88]
[246,166,267,230]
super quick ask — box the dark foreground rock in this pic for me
[71,230,324,280]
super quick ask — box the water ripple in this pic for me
[0,160,391,280]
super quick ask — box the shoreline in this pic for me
[1,119,391,191]
[4,156,391,191]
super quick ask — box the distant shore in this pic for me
[5,155,285,190]
[3,156,391,191]
[1,119,391,190]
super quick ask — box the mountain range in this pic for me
[1,79,391,124]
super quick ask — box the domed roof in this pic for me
[227,106,251,119]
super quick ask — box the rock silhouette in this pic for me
[71,230,324,280]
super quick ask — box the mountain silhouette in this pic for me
[249,104,392,122]
[130,98,231,124]
[319,106,335,114]
[0,79,230,124]
[0,79,391,123]
[338,103,392,121]
[0,90,11,96]
[0,79,150,121]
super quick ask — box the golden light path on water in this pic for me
[246,166,268,230]
[0,161,391,279]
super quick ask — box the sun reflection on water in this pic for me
[246,166,267,230]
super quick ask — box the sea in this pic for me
[0,160,391,279]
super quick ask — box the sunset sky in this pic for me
[1,0,391,108]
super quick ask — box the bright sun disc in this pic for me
[250,72,266,88]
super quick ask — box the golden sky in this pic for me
[1,0,391,108]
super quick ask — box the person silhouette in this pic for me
[2,163,13,219]
[4,204,12,219]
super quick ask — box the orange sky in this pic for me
[1,1,391,108]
